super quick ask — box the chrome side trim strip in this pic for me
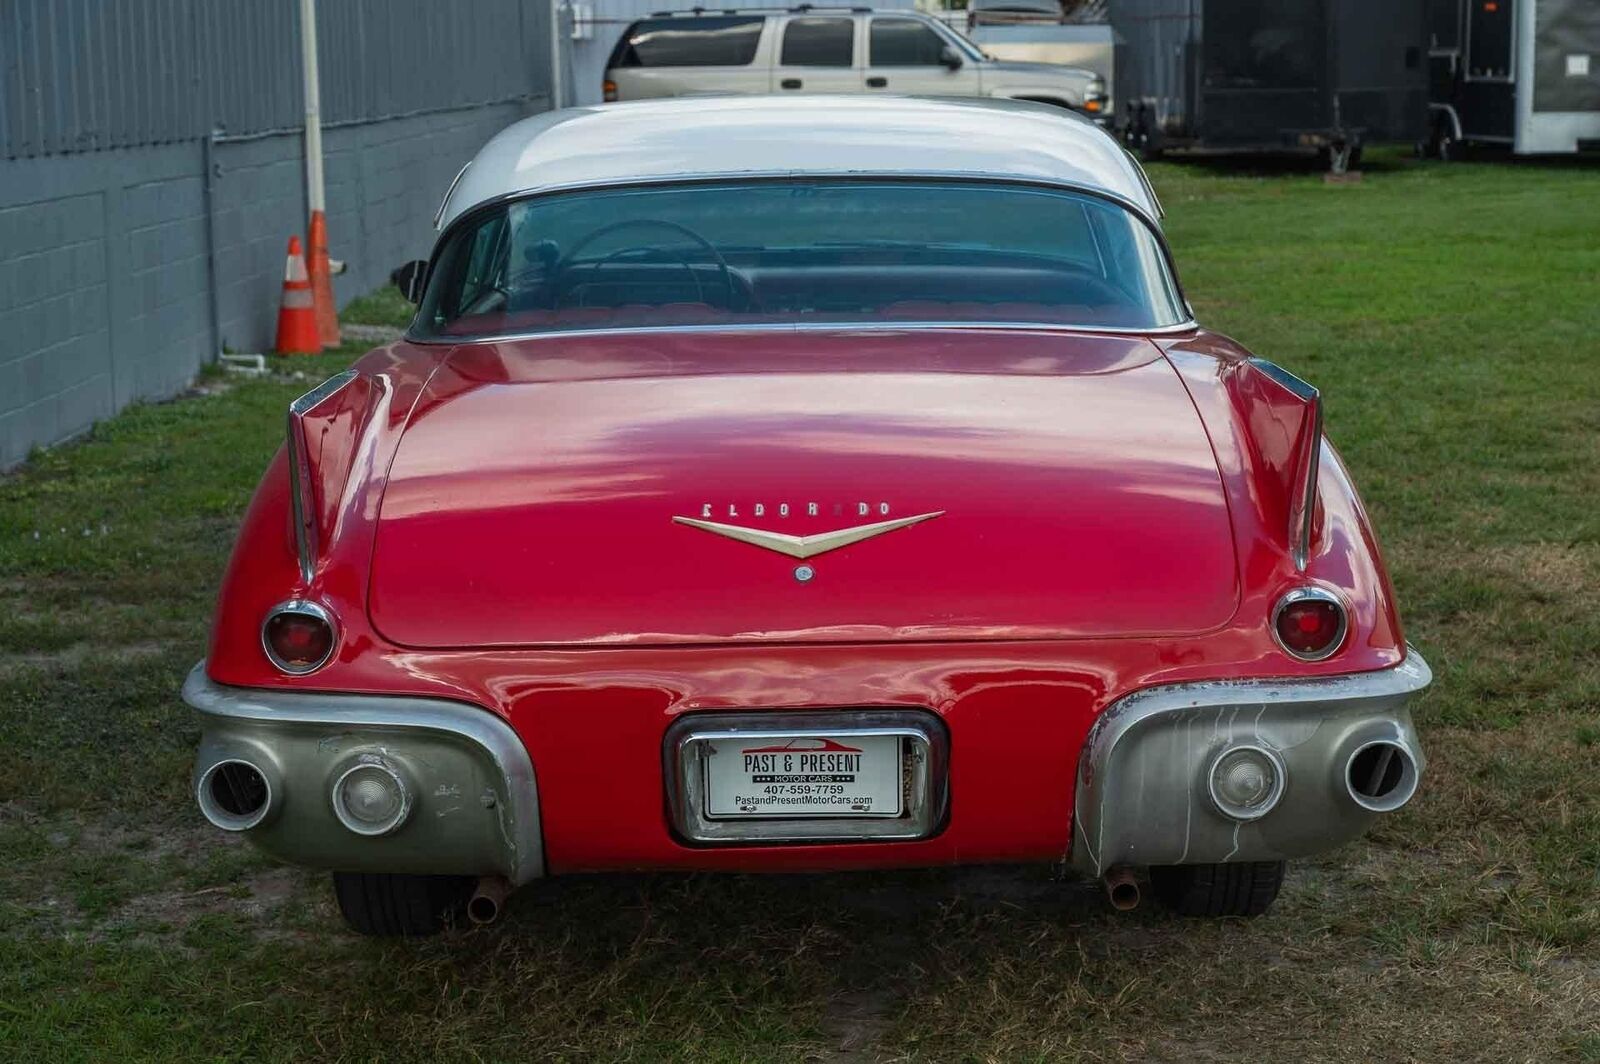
[406,318,1201,347]
[182,663,544,883]
[285,370,358,585]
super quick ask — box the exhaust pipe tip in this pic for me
[1345,739,1420,813]
[468,876,510,925]
[1103,866,1141,911]
[196,758,276,831]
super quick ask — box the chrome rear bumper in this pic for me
[183,664,544,884]
[1073,650,1430,875]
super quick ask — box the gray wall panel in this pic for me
[0,0,553,467]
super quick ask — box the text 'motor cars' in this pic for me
[187,96,1428,934]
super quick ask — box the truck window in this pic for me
[781,17,855,67]
[609,17,765,68]
[870,19,948,66]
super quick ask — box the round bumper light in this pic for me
[1272,587,1348,661]
[261,599,337,674]
[331,761,412,837]
[1207,744,1287,822]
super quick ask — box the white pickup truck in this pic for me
[604,7,1107,117]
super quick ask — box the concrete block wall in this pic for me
[0,143,210,466]
[0,100,542,469]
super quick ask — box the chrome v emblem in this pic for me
[672,511,944,559]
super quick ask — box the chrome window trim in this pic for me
[434,162,472,231]
[1270,586,1349,662]
[406,318,1201,347]
[182,663,545,884]
[435,170,1166,252]
[664,710,949,844]
[410,173,1180,343]
[286,370,358,585]
[260,599,339,675]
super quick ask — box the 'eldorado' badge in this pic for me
[672,511,943,559]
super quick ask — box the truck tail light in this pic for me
[1272,587,1347,661]
[262,600,337,674]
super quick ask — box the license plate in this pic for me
[703,733,904,818]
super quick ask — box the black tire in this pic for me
[1427,115,1456,161]
[1150,861,1285,918]
[332,871,474,936]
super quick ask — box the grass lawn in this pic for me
[2,148,1597,1061]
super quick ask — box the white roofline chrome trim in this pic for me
[406,318,1201,347]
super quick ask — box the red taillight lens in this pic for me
[603,79,618,102]
[1272,589,1346,660]
[262,602,336,673]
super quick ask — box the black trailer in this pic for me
[1113,0,1429,170]
[1424,0,1600,157]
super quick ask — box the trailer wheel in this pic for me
[1427,115,1456,161]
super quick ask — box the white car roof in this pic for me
[437,96,1159,230]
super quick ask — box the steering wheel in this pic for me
[554,219,737,310]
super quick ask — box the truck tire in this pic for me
[332,871,474,936]
[1149,861,1285,917]
[1427,114,1456,161]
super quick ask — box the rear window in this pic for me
[415,179,1186,339]
[608,17,764,68]
[781,17,854,67]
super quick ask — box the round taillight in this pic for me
[1271,587,1347,661]
[261,600,337,674]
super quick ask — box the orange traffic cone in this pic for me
[306,210,341,347]
[275,236,322,355]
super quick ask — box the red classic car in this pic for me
[188,96,1429,935]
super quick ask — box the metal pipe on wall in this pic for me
[550,0,566,108]
[299,0,327,214]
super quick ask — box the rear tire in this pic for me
[332,872,474,936]
[1150,861,1285,917]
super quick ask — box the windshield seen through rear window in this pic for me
[414,180,1185,338]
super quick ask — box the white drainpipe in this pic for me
[299,0,326,215]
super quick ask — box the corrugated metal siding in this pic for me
[1,0,549,158]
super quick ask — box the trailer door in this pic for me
[1198,0,1328,146]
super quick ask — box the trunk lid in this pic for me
[369,329,1238,647]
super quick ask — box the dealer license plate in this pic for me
[703,733,904,818]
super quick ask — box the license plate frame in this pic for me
[665,710,949,845]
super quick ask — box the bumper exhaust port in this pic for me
[1345,740,1420,813]
[197,758,276,831]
